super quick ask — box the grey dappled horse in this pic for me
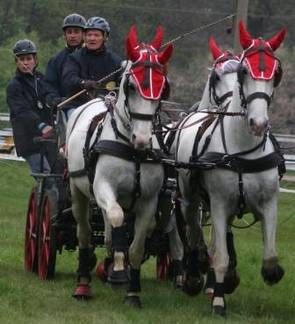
[66,25,175,306]
[167,36,239,296]
[175,22,286,316]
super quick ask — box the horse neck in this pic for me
[101,90,131,142]
[198,77,211,110]
[224,82,266,155]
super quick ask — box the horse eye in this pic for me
[242,67,248,75]
[129,83,136,91]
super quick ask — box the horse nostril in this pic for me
[249,118,254,127]
[132,134,136,142]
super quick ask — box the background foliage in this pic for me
[0,0,294,132]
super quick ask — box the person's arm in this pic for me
[45,56,62,101]
[62,54,84,95]
[6,81,43,130]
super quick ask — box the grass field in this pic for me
[0,161,294,324]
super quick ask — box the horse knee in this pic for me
[261,257,284,285]
[108,205,124,227]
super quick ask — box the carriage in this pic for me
[23,21,286,315]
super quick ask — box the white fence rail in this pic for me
[1,113,295,167]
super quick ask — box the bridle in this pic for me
[123,45,168,122]
[209,53,237,107]
[111,48,169,143]
[237,41,282,112]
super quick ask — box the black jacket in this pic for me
[45,46,80,99]
[62,46,122,106]
[6,70,52,157]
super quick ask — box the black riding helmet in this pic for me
[13,39,37,56]
[84,16,110,36]
[62,13,86,30]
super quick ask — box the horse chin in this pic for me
[133,142,152,151]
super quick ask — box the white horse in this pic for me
[175,22,286,316]
[66,25,174,307]
[166,36,240,296]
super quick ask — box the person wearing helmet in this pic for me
[6,39,54,174]
[45,13,86,108]
[62,16,122,109]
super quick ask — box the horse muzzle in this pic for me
[131,133,152,150]
[249,118,269,137]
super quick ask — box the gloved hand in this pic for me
[49,97,66,113]
[41,125,54,139]
[81,80,99,91]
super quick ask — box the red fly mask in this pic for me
[125,25,173,101]
[238,21,286,88]
[237,21,286,110]
[208,36,239,106]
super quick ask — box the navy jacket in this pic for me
[62,46,122,106]
[6,70,52,157]
[45,46,80,99]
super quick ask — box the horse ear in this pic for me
[209,36,223,60]
[126,25,140,61]
[158,43,173,64]
[151,25,164,51]
[239,21,252,49]
[267,28,287,51]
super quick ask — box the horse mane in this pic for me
[197,75,213,111]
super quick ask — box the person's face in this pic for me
[16,54,37,74]
[64,27,84,47]
[84,30,105,51]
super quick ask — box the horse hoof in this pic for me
[212,305,226,317]
[261,263,285,285]
[108,269,129,286]
[124,295,142,308]
[73,283,92,300]
[182,274,204,296]
[224,269,240,294]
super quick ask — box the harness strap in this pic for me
[129,112,154,121]
[246,92,272,106]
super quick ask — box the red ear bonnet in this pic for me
[209,36,223,60]
[239,21,252,49]
[158,43,173,64]
[267,28,287,51]
[151,25,164,51]
[126,25,140,61]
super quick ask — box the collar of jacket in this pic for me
[85,45,106,55]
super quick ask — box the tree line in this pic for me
[0,0,294,133]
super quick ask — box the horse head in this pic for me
[120,25,173,150]
[206,36,239,108]
[238,21,286,136]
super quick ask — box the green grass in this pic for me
[0,161,294,323]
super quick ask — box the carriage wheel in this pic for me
[156,254,172,280]
[24,188,39,273]
[38,190,58,279]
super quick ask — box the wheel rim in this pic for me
[38,196,53,279]
[24,190,38,272]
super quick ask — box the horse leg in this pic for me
[210,203,228,317]
[94,182,128,285]
[71,183,96,299]
[223,228,240,294]
[180,200,209,295]
[168,227,184,288]
[204,226,215,297]
[124,199,157,308]
[260,199,284,285]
